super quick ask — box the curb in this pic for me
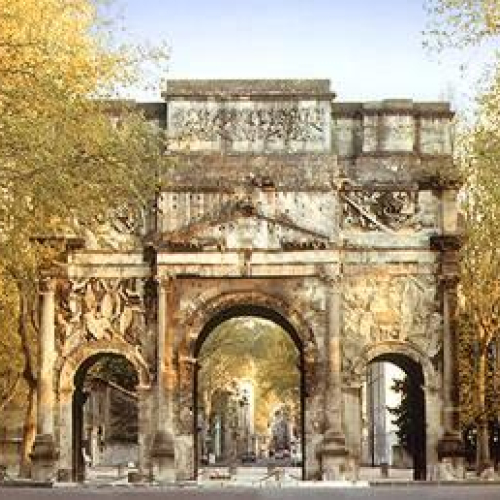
[4,479,500,489]
[370,480,500,487]
[0,480,53,488]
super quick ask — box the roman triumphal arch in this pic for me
[29,80,464,482]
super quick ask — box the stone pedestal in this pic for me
[318,430,349,480]
[437,431,463,457]
[150,431,175,482]
[435,432,465,480]
[30,434,58,482]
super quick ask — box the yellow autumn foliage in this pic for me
[0,0,168,473]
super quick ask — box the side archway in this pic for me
[350,341,439,389]
[348,341,441,481]
[56,340,152,481]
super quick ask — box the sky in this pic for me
[113,0,490,109]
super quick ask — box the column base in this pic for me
[437,431,465,459]
[150,431,175,483]
[30,434,58,482]
[317,430,349,481]
[435,431,465,480]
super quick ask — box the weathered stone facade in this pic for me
[30,80,463,482]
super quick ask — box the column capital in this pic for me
[155,274,176,291]
[439,274,459,291]
[318,264,342,286]
[39,277,57,294]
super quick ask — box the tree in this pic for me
[425,0,500,50]
[456,75,500,470]
[0,0,168,476]
[388,376,413,456]
[425,0,500,473]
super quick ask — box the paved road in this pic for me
[2,485,500,500]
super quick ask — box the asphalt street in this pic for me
[2,485,500,500]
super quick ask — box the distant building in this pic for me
[362,362,404,466]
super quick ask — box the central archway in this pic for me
[192,303,308,480]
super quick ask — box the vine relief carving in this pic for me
[342,190,428,232]
[342,275,442,366]
[169,103,327,149]
[56,278,146,357]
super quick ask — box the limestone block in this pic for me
[441,190,459,233]
[362,115,378,153]
[332,117,361,157]
[420,118,453,155]
[380,114,415,152]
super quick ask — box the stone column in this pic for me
[150,277,176,482]
[31,278,59,481]
[318,271,348,480]
[437,274,465,475]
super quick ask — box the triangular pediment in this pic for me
[156,198,330,251]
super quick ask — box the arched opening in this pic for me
[361,353,426,481]
[193,304,305,480]
[72,353,139,482]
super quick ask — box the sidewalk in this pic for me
[3,465,500,489]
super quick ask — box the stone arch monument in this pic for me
[30,79,463,482]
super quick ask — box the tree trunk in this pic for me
[19,385,36,478]
[16,286,38,478]
[476,351,491,473]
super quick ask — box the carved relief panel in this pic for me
[342,275,442,368]
[341,189,438,233]
[56,278,153,367]
[168,100,330,152]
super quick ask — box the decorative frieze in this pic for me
[56,278,146,356]
[168,101,329,152]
